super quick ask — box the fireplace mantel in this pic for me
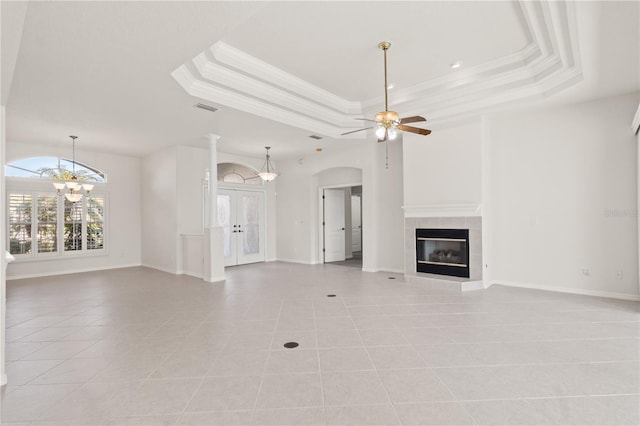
[402,203,482,218]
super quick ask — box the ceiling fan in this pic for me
[342,41,431,142]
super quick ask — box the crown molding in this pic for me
[172,0,582,138]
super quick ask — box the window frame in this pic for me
[6,177,108,262]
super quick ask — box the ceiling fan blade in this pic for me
[355,118,378,123]
[341,126,374,136]
[400,116,427,124]
[398,125,431,136]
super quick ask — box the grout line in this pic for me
[248,300,285,426]
[351,310,401,423]
[312,298,328,426]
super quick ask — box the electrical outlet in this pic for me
[615,270,623,280]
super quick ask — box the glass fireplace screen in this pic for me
[415,228,470,278]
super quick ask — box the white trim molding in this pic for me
[402,203,482,218]
[493,280,640,302]
[7,263,141,281]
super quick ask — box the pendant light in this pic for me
[258,146,278,182]
[52,136,94,202]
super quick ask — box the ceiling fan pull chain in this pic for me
[385,139,389,170]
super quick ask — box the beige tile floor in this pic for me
[2,263,639,425]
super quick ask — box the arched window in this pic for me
[5,156,106,182]
[217,163,261,185]
[6,157,107,259]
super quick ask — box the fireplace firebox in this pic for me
[416,228,470,278]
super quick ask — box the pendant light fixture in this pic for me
[52,135,94,202]
[258,146,278,182]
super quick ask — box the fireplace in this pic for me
[416,228,470,278]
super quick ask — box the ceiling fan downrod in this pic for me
[378,41,391,112]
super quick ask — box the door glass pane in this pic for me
[217,195,231,257]
[37,195,57,253]
[64,198,83,251]
[242,195,259,255]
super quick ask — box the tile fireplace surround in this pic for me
[405,215,483,291]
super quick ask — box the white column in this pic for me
[1,106,6,385]
[203,134,225,282]
[208,134,219,227]
[633,104,640,296]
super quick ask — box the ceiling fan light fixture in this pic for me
[340,41,431,142]
[376,110,399,124]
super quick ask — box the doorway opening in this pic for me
[322,185,362,268]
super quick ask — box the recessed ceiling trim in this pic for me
[211,41,362,115]
[193,52,363,127]
[173,64,364,138]
[172,0,581,136]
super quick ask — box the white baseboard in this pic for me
[203,275,225,283]
[7,263,142,280]
[276,258,317,265]
[181,271,204,279]
[1,374,6,386]
[379,268,405,274]
[141,263,178,275]
[362,267,404,274]
[493,280,640,302]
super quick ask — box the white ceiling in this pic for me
[2,1,638,160]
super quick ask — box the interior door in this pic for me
[351,194,362,252]
[323,188,346,262]
[218,189,265,266]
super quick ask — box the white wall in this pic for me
[634,103,640,296]
[142,146,278,274]
[275,141,405,272]
[403,121,482,206]
[488,93,639,299]
[5,142,142,279]
[275,161,315,264]
[141,146,177,273]
[373,140,405,272]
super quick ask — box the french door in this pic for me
[217,189,265,266]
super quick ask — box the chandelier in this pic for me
[52,136,94,202]
[258,146,278,182]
